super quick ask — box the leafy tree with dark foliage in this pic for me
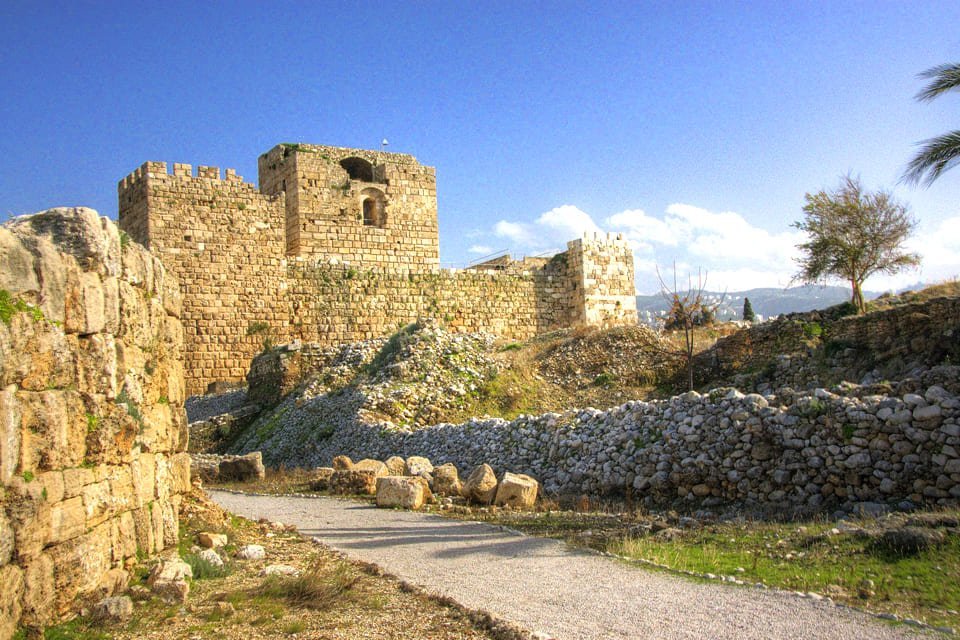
[793,175,920,314]
[742,297,755,322]
[902,62,960,187]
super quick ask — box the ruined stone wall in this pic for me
[118,163,290,396]
[258,144,439,267]
[693,297,960,388]
[0,208,190,636]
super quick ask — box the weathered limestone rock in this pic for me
[89,595,133,623]
[218,451,265,481]
[464,464,498,505]
[405,456,433,476]
[332,455,353,470]
[433,463,463,497]
[385,456,407,476]
[236,544,265,561]
[148,558,192,603]
[329,469,378,495]
[494,472,539,509]
[353,458,389,477]
[263,564,299,576]
[376,476,427,510]
[197,532,228,549]
[198,548,224,567]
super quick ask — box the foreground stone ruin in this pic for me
[0,208,189,635]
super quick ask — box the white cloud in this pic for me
[468,245,494,255]
[866,215,960,291]
[536,205,602,241]
[494,220,535,245]
[478,204,960,295]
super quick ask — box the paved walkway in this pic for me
[210,491,928,640]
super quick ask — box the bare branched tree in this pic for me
[656,264,721,391]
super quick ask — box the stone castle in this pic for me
[118,143,637,395]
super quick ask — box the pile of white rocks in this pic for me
[236,365,960,515]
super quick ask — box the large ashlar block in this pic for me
[49,522,113,615]
[20,552,54,627]
[0,565,25,640]
[0,385,20,484]
[18,390,86,471]
[49,496,85,544]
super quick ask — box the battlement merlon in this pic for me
[118,161,250,191]
[566,231,631,251]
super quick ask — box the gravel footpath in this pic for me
[210,491,930,640]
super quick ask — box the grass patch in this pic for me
[0,289,44,325]
[183,552,233,579]
[256,558,359,610]
[438,502,960,630]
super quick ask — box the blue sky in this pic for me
[1,1,958,293]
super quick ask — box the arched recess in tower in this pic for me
[360,187,387,227]
[340,157,374,182]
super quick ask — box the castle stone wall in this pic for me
[119,163,290,396]
[1,209,189,635]
[119,144,638,395]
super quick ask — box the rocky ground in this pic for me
[22,487,525,640]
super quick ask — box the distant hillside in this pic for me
[636,285,880,325]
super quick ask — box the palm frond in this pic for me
[915,63,960,102]
[901,130,960,187]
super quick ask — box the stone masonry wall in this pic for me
[119,163,290,396]
[258,144,439,267]
[0,208,190,636]
[568,233,637,327]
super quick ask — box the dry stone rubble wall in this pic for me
[239,367,960,514]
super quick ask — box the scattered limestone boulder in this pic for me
[218,452,265,482]
[89,595,133,623]
[329,469,378,495]
[415,476,434,503]
[376,476,427,510]
[147,558,192,603]
[353,459,389,477]
[236,544,265,561]
[332,455,353,470]
[494,472,539,509]
[198,548,223,567]
[433,463,462,497]
[385,456,407,476]
[405,456,433,477]
[197,532,227,549]
[262,564,299,577]
[464,464,498,505]
[309,467,334,491]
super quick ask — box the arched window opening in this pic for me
[360,188,387,228]
[340,157,374,182]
